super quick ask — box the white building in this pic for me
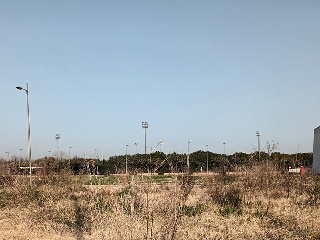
[313,126,320,174]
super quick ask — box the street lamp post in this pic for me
[206,145,209,175]
[256,131,260,161]
[223,142,226,155]
[142,122,148,154]
[19,148,22,171]
[126,144,129,175]
[55,134,60,159]
[296,144,300,164]
[68,146,72,165]
[5,151,9,160]
[159,140,164,152]
[16,83,32,184]
[135,142,138,154]
[187,140,190,172]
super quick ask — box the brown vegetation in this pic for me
[0,164,320,239]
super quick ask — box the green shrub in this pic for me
[219,206,242,217]
[181,204,206,217]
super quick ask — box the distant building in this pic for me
[313,126,320,174]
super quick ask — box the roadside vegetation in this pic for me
[0,149,318,239]
[0,160,320,239]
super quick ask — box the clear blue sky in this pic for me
[1,0,319,160]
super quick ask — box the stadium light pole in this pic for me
[125,144,129,175]
[16,83,32,184]
[256,131,260,161]
[142,122,148,154]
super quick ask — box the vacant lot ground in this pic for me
[1,166,320,239]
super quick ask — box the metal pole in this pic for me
[68,146,72,165]
[187,140,190,171]
[19,148,22,171]
[26,83,32,184]
[296,144,300,164]
[55,134,60,159]
[142,122,148,155]
[126,144,128,175]
[144,128,147,154]
[256,131,260,161]
[206,145,208,175]
[16,83,32,184]
[223,142,226,155]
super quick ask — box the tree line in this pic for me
[2,150,313,175]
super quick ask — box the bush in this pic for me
[0,176,15,186]
[181,204,206,217]
[210,185,242,208]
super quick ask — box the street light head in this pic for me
[256,131,260,137]
[16,86,24,90]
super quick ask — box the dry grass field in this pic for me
[1,165,320,240]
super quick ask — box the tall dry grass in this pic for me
[0,164,320,239]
